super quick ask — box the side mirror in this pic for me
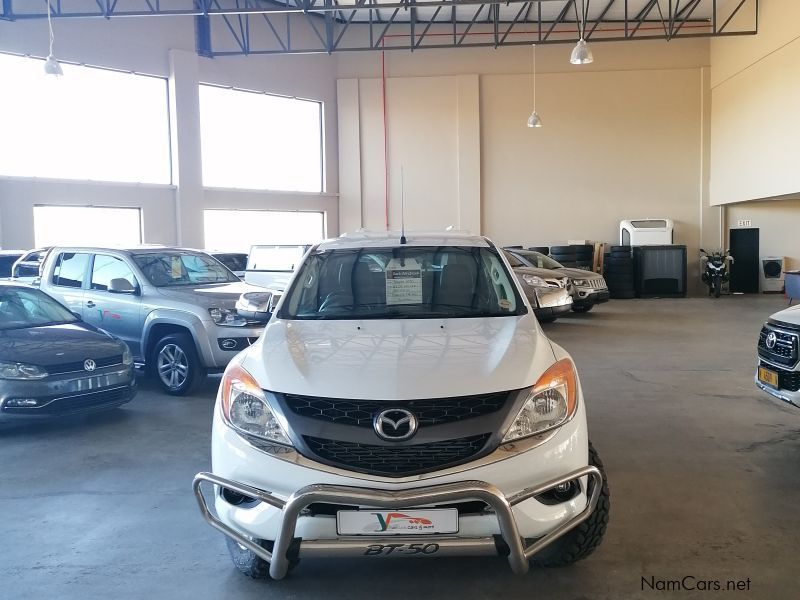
[109,278,137,294]
[699,249,706,254]
[236,292,276,323]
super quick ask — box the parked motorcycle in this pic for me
[700,249,732,298]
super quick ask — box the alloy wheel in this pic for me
[157,343,189,390]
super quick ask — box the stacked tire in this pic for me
[604,246,635,299]
[550,245,593,269]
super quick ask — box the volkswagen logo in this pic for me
[766,332,778,349]
[83,359,97,372]
[374,409,418,441]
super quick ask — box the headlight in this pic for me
[572,279,587,287]
[220,364,292,446]
[503,358,578,442]
[0,361,48,380]
[209,307,247,327]
[522,274,546,287]
[122,346,133,366]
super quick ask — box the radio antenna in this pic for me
[400,165,407,245]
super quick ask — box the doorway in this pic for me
[729,228,760,293]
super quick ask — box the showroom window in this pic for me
[203,209,324,252]
[34,206,143,248]
[199,85,323,192]
[0,53,170,184]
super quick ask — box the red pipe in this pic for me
[381,43,389,231]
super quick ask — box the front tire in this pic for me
[530,442,610,568]
[226,536,272,579]
[714,276,722,298]
[152,333,204,395]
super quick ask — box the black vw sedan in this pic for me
[0,283,136,420]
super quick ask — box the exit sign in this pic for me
[737,219,752,227]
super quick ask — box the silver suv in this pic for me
[39,247,269,395]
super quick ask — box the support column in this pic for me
[456,75,481,235]
[168,49,205,248]
[337,78,363,233]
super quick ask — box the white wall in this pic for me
[336,40,716,291]
[710,0,800,205]
[0,16,340,250]
[726,199,800,271]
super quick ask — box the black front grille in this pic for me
[46,355,124,375]
[303,433,492,477]
[758,326,798,367]
[760,362,800,392]
[284,391,509,428]
[4,385,134,416]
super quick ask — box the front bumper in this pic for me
[0,366,136,421]
[193,466,602,579]
[755,361,800,409]
[572,288,610,307]
[755,380,800,408]
[533,304,573,320]
[196,322,265,369]
[532,286,572,309]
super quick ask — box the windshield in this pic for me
[214,253,248,272]
[279,246,527,320]
[0,286,78,330]
[133,252,239,287]
[510,250,564,270]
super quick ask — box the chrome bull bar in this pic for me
[193,465,602,580]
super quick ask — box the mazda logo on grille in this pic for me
[374,409,418,441]
[83,359,97,372]
[766,332,778,349]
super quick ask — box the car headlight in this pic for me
[122,346,133,366]
[0,361,48,380]
[209,307,247,327]
[220,364,292,446]
[522,274,547,287]
[503,358,578,442]
[572,279,588,287]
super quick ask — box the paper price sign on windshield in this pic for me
[385,258,423,305]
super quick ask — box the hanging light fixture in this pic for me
[44,0,63,76]
[570,0,594,65]
[527,44,543,128]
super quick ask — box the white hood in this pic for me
[242,314,554,400]
[769,304,800,327]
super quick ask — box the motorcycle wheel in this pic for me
[714,277,721,298]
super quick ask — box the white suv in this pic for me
[194,231,610,580]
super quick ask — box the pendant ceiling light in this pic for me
[527,44,543,128]
[570,0,594,65]
[44,0,63,76]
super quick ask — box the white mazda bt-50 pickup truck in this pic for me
[193,231,610,580]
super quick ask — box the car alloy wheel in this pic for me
[157,343,189,390]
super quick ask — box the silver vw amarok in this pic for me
[39,247,270,395]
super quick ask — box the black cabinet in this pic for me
[632,245,687,298]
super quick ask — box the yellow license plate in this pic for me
[758,366,779,388]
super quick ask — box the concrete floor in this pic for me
[2,296,799,599]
